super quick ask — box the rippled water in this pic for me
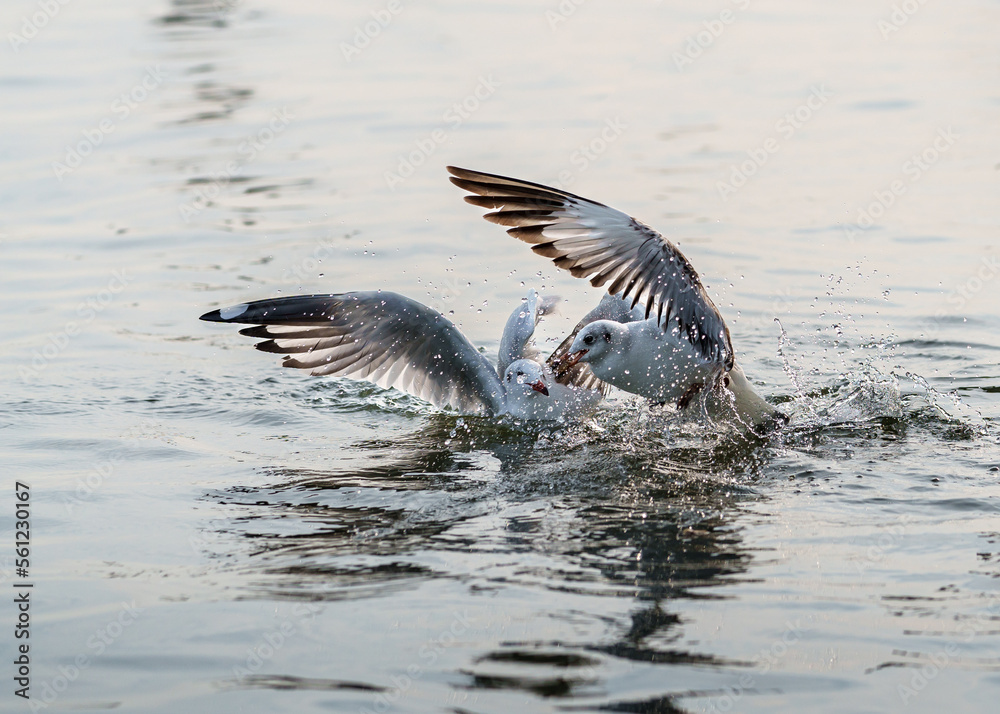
[2,0,999,712]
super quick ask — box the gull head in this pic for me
[504,359,549,397]
[564,320,627,372]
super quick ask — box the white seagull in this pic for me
[448,166,787,432]
[200,288,605,422]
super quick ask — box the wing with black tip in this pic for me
[200,291,505,415]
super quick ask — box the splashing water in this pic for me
[776,317,817,418]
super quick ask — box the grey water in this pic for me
[2,0,999,712]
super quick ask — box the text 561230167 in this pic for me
[14,481,31,701]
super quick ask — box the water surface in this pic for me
[2,1,999,712]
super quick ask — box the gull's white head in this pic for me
[562,320,628,374]
[503,359,549,398]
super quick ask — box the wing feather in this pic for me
[449,166,734,369]
[200,292,505,415]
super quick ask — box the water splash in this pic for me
[903,371,993,438]
[816,368,903,424]
[775,318,817,418]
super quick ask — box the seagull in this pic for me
[200,288,605,422]
[448,166,787,432]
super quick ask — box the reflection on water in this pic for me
[185,362,999,710]
[157,0,235,30]
[179,79,254,124]
[207,416,759,593]
[203,414,760,709]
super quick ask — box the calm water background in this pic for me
[2,0,999,712]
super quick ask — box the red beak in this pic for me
[563,349,588,368]
[529,380,549,396]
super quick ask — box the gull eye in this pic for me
[583,334,595,346]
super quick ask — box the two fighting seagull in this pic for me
[201,167,787,432]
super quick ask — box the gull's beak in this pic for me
[563,349,588,368]
[529,380,549,396]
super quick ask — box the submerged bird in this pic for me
[200,288,605,422]
[448,166,787,432]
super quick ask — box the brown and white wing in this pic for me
[200,291,505,415]
[448,166,734,370]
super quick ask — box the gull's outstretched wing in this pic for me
[497,288,559,375]
[448,166,734,370]
[200,291,506,415]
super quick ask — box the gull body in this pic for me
[567,318,779,427]
[567,318,718,404]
